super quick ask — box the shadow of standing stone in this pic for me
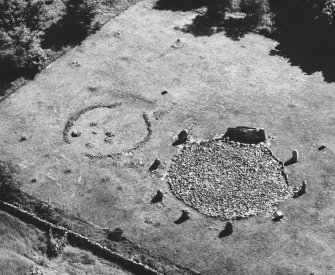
[149,159,161,172]
[284,150,298,166]
[218,222,233,238]
[174,209,190,224]
[151,190,164,203]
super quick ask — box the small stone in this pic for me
[85,143,94,148]
[105,132,115,138]
[71,61,80,66]
[19,136,27,142]
[71,130,81,137]
[273,211,284,222]
[104,137,113,144]
[318,144,326,150]
[149,158,161,171]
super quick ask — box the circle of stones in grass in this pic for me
[168,138,292,220]
[63,102,152,159]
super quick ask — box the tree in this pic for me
[0,160,21,202]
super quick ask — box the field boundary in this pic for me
[0,198,201,275]
[0,200,162,275]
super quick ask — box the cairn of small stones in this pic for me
[168,138,292,220]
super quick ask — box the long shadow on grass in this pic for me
[0,68,38,97]
[42,1,96,50]
[155,0,335,82]
[42,19,90,50]
[269,38,335,83]
[157,0,257,40]
[180,12,256,40]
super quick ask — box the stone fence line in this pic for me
[0,200,162,275]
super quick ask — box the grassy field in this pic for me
[0,0,335,274]
[0,210,131,274]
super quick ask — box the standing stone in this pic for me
[301,180,306,194]
[292,150,299,163]
[224,221,233,235]
[71,130,81,137]
[178,129,188,143]
[294,180,306,198]
[318,144,326,150]
[258,128,267,142]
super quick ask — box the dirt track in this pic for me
[1,0,335,274]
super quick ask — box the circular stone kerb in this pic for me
[168,139,292,220]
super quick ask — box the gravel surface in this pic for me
[168,139,292,220]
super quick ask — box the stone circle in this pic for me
[63,102,152,158]
[168,139,292,220]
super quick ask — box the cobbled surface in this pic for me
[168,139,292,220]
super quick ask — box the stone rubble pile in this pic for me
[168,139,292,220]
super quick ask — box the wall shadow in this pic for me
[154,0,206,12]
